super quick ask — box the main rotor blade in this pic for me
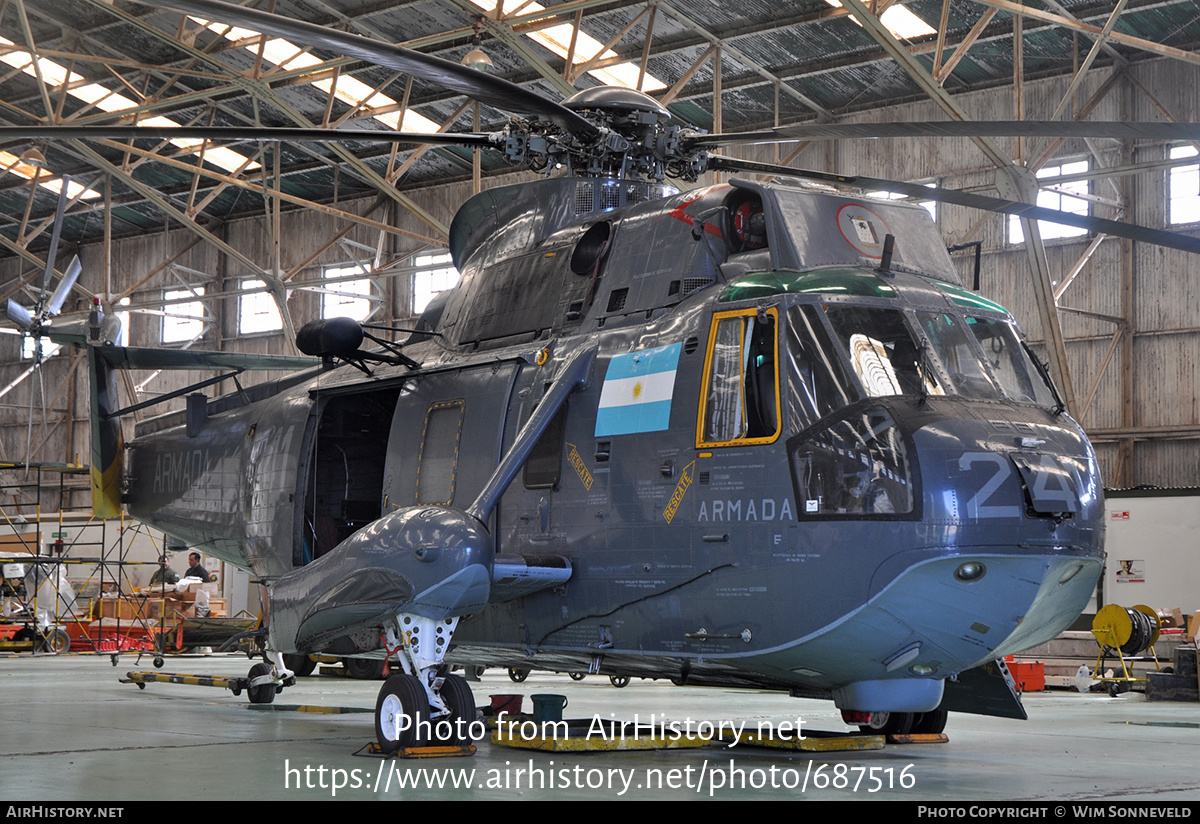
[46,256,82,317]
[0,125,496,147]
[131,0,600,139]
[707,156,1200,256]
[687,120,1200,148]
[6,298,33,332]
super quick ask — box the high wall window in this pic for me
[321,264,374,321]
[412,251,459,314]
[238,279,282,335]
[114,297,130,347]
[162,287,206,343]
[1168,145,1200,225]
[866,183,937,221]
[1008,160,1089,244]
[21,336,60,360]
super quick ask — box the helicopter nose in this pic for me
[868,414,1105,670]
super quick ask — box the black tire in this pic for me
[609,675,630,688]
[41,628,70,654]
[247,662,276,705]
[858,711,913,735]
[375,674,429,754]
[345,657,386,680]
[508,668,530,683]
[153,657,164,669]
[569,672,586,681]
[433,673,477,745]
[910,709,948,734]
[284,653,317,678]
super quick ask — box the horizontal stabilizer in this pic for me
[97,346,320,372]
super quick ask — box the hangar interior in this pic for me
[1,0,1200,802]
[2,0,1200,491]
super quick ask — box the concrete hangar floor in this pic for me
[1,654,1196,802]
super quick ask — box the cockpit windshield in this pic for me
[786,302,1057,432]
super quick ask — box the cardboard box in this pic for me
[177,582,218,603]
[0,532,39,556]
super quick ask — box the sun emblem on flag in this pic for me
[632,381,644,400]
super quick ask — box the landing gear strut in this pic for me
[372,614,478,754]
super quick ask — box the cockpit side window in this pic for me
[697,307,780,447]
[965,316,1057,407]
[916,312,999,400]
[786,305,858,435]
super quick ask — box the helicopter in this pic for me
[10,0,1166,752]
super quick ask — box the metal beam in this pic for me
[967,0,1200,68]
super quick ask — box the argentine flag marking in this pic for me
[595,343,682,436]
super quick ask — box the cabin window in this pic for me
[697,307,780,447]
[412,251,459,314]
[238,279,283,335]
[161,286,208,344]
[790,407,914,517]
[416,401,464,505]
[321,264,375,322]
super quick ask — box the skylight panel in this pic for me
[196,20,442,134]
[823,1,936,40]
[0,37,257,177]
[466,0,666,92]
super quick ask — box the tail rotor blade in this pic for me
[7,299,33,332]
[46,255,82,317]
[40,179,70,298]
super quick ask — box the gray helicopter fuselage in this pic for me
[124,178,1104,713]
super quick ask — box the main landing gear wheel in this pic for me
[345,657,386,680]
[858,711,914,735]
[434,673,477,745]
[609,675,630,688]
[246,662,277,705]
[569,672,586,681]
[910,710,948,735]
[376,674,429,754]
[508,668,530,683]
[284,653,317,678]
